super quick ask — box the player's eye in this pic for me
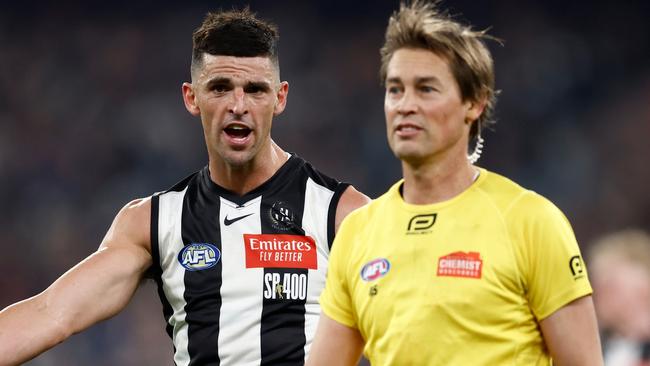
[244,85,263,94]
[244,83,270,94]
[211,83,230,93]
[386,86,402,94]
[419,85,437,93]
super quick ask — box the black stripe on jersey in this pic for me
[259,172,308,366]
[326,184,349,249]
[182,176,223,366]
[298,159,350,249]
[149,193,176,341]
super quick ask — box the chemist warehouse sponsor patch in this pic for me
[437,251,483,279]
[244,234,317,269]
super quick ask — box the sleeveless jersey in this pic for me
[150,154,349,366]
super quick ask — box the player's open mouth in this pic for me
[224,125,252,142]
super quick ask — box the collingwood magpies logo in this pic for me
[269,201,298,232]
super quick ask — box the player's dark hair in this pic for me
[191,8,279,74]
[380,0,500,139]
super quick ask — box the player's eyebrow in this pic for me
[386,76,442,83]
[414,76,442,85]
[385,77,403,85]
[244,81,272,92]
[206,77,233,89]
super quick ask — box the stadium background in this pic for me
[1,0,648,364]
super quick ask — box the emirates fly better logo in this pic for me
[244,234,317,269]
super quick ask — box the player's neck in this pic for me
[209,142,289,196]
[401,153,478,205]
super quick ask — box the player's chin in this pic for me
[221,150,256,167]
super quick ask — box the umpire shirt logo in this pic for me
[569,255,586,279]
[407,213,437,235]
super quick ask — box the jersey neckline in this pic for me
[199,153,304,206]
[390,167,489,213]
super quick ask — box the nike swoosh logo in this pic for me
[224,213,254,226]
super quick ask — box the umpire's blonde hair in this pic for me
[380,1,498,138]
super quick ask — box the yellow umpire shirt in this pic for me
[320,168,593,365]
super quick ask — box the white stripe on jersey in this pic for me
[301,177,336,358]
[218,196,263,366]
[157,187,191,366]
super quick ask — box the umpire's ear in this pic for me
[182,82,200,116]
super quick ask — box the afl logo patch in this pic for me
[178,243,221,271]
[360,258,391,281]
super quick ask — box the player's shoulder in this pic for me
[290,153,348,191]
[119,197,152,219]
[339,181,399,226]
[95,196,153,257]
[118,167,203,223]
[111,197,153,238]
[337,185,371,215]
[155,169,202,198]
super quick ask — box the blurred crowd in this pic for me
[1,0,648,364]
[590,230,650,365]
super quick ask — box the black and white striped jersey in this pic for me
[149,154,349,366]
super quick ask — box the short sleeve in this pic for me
[319,214,358,328]
[508,192,593,320]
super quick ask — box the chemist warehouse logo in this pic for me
[437,251,483,279]
[244,234,317,269]
[178,243,221,271]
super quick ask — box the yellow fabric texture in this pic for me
[320,168,592,365]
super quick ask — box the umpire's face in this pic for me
[384,48,483,168]
[182,53,289,168]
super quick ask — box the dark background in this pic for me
[1,0,649,364]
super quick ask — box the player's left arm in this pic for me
[539,295,603,366]
[335,186,371,233]
[306,312,364,366]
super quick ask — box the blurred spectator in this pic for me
[589,229,650,366]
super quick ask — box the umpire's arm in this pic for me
[539,295,604,366]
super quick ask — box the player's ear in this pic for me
[273,81,289,116]
[182,82,200,116]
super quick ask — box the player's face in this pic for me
[384,48,481,166]
[183,54,288,167]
